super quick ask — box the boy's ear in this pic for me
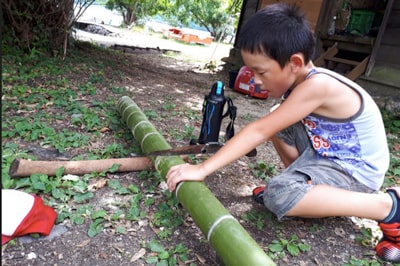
[289,53,304,72]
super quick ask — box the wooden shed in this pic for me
[224,0,400,94]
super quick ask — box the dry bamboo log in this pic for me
[118,96,275,266]
[9,157,153,177]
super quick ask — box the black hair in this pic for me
[237,3,316,68]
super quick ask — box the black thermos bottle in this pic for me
[198,81,226,144]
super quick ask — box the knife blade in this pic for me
[148,142,224,156]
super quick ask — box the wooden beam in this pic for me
[365,0,395,76]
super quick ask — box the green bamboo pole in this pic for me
[118,96,275,266]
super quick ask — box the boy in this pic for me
[166,3,399,262]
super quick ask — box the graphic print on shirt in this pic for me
[302,117,362,165]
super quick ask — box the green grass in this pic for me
[2,36,399,265]
[1,41,193,260]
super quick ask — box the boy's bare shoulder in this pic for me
[287,74,361,119]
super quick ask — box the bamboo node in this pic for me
[207,214,236,242]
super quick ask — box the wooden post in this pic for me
[9,157,153,177]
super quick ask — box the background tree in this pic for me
[104,0,243,40]
[164,0,243,40]
[2,0,242,56]
[104,0,161,26]
[2,0,95,58]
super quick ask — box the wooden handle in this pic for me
[9,157,153,178]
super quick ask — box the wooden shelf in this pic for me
[324,56,361,66]
[325,34,375,45]
[315,42,371,80]
[320,34,375,53]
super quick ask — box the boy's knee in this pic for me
[263,177,289,214]
[263,177,308,219]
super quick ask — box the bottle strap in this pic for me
[224,97,236,141]
[224,97,257,157]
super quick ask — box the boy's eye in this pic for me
[258,72,266,76]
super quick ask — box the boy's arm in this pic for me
[166,80,327,191]
[200,85,325,176]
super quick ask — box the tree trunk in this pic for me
[118,96,275,266]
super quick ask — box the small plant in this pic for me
[145,240,191,265]
[342,256,382,266]
[241,209,273,230]
[203,60,217,71]
[137,170,164,192]
[308,223,326,233]
[168,125,195,141]
[249,161,278,181]
[162,99,176,111]
[97,143,130,159]
[1,143,35,189]
[144,109,161,121]
[381,109,400,135]
[268,234,311,258]
[356,226,380,248]
[88,71,105,84]
[243,113,255,121]
[180,105,201,121]
[151,199,184,239]
[88,209,107,237]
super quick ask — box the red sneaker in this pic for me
[375,187,400,262]
[252,186,266,204]
[375,238,400,263]
[379,222,400,243]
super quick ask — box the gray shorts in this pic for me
[263,122,375,220]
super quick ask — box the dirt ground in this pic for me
[2,27,397,266]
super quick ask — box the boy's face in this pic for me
[241,50,296,98]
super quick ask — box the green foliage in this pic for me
[241,209,273,230]
[3,25,400,265]
[381,108,400,188]
[268,235,311,258]
[248,161,278,182]
[382,109,400,135]
[355,226,378,248]
[103,0,242,40]
[144,109,162,121]
[384,156,400,187]
[168,125,196,141]
[2,43,145,238]
[105,0,161,25]
[145,240,190,265]
[342,257,383,266]
[151,199,184,239]
[2,0,95,54]
[167,0,243,40]
[243,113,255,121]
[1,143,36,189]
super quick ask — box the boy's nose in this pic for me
[252,75,262,85]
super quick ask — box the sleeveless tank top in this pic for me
[301,67,389,190]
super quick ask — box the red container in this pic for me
[234,66,268,99]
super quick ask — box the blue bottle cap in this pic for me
[216,81,223,95]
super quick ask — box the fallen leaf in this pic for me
[194,253,206,264]
[100,127,110,133]
[334,227,346,237]
[393,142,400,152]
[76,239,90,247]
[112,244,124,253]
[130,248,146,262]
[88,178,107,191]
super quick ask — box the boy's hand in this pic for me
[166,163,206,192]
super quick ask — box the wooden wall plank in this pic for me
[375,44,400,66]
[260,0,323,31]
[381,28,400,45]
